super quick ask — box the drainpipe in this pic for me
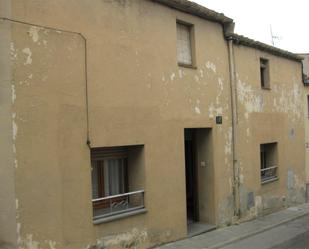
[227,36,240,219]
[301,60,309,85]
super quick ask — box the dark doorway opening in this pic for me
[184,128,216,237]
[185,129,199,223]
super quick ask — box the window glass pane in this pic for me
[104,160,109,196]
[91,162,99,199]
[260,58,269,88]
[110,159,119,195]
[91,150,128,198]
[177,23,192,65]
[260,143,278,183]
[119,159,125,193]
[260,67,265,87]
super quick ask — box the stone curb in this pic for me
[205,211,309,249]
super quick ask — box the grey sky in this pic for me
[194,0,309,54]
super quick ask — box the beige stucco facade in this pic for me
[300,54,309,187]
[233,46,305,218]
[0,1,306,249]
[301,54,309,76]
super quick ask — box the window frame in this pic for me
[91,147,129,201]
[307,95,309,118]
[90,146,146,223]
[176,20,196,69]
[260,142,278,184]
[260,58,270,89]
[91,156,128,199]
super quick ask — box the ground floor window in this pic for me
[90,145,145,222]
[260,142,278,184]
[91,149,128,199]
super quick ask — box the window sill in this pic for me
[178,63,197,69]
[261,87,271,90]
[93,208,147,224]
[261,177,279,185]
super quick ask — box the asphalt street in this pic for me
[220,215,309,249]
[270,230,309,249]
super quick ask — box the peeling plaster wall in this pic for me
[301,54,309,186]
[233,44,306,219]
[301,54,309,76]
[0,17,18,247]
[0,0,11,17]
[8,20,94,249]
[4,0,236,248]
[4,0,307,248]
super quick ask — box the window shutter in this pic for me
[177,23,192,65]
[91,147,127,160]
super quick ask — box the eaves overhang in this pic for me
[151,0,302,63]
[152,0,233,25]
[225,33,303,62]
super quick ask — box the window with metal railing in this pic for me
[260,142,278,184]
[90,145,145,222]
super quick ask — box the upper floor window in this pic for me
[177,22,195,67]
[260,58,270,89]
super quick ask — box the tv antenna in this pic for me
[270,25,281,46]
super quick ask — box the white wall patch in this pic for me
[194,106,201,114]
[29,26,40,43]
[22,48,33,65]
[206,61,217,73]
[49,240,57,249]
[12,113,18,141]
[11,84,16,104]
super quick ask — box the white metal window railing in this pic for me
[92,190,145,220]
[261,165,278,183]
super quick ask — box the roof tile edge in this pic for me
[226,33,302,61]
[152,0,233,24]
[152,0,301,62]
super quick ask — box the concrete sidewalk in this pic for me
[156,203,309,249]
